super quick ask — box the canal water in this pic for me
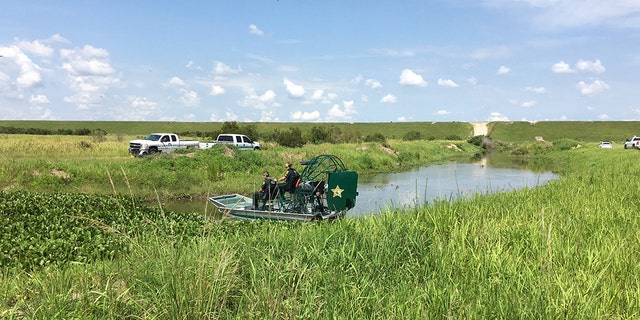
[350,160,557,216]
[162,157,558,217]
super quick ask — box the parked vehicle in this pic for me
[129,133,199,157]
[624,136,640,149]
[198,134,261,150]
[599,141,612,149]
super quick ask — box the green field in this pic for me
[1,122,640,318]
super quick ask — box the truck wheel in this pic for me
[311,214,323,222]
[254,147,261,150]
[149,148,157,155]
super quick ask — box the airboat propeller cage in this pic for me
[298,154,358,211]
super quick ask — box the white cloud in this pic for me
[365,79,382,89]
[17,39,53,57]
[438,78,459,88]
[177,89,200,107]
[497,66,510,75]
[309,89,335,104]
[60,45,113,76]
[283,78,305,98]
[352,75,382,89]
[210,111,239,122]
[399,69,427,87]
[327,100,357,120]
[30,94,49,104]
[47,34,70,45]
[526,86,546,93]
[488,112,509,121]
[186,60,202,70]
[249,24,264,36]
[238,88,277,110]
[167,76,186,88]
[210,85,225,96]
[0,45,43,89]
[59,45,120,110]
[598,114,609,120]
[130,96,157,109]
[310,89,324,101]
[291,110,320,121]
[259,90,276,102]
[17,69,42,89]
[467,77,478,85]
[577,79,609,96]
[552,61,574,73]
[214,61,241,75]
[259,110,279,122]
[350,75,364,84]
[553,59,606,74]
[576,59,606,73]
[380,93,397,104]
[435,110,450,116]
[521,100,537,108]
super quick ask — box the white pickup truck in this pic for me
[129,133,199,157]
[624,136,640,149]
[198,134,261,151]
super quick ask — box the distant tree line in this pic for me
[0,126,104,136]
[2,121,465,148]
[177,121,387,148]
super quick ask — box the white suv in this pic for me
[624,136,640,149]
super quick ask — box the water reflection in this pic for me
[352,160,557,216]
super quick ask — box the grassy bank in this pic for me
[0,134,481,199]
[2,146,639,318]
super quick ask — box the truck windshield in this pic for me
[144,134,162,141]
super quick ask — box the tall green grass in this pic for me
[0,135,482,199]
[2,147,639,318]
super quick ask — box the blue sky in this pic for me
[1,1,640,123]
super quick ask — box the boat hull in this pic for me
[208,194,345,222]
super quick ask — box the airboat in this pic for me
[208,154,358,221]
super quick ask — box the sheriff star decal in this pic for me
[331,185,344,198]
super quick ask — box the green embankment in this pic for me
[0,120,473,139]
[488,121,640,143]
[3,119,640,143]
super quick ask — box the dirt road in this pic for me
[471,122,488,136]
